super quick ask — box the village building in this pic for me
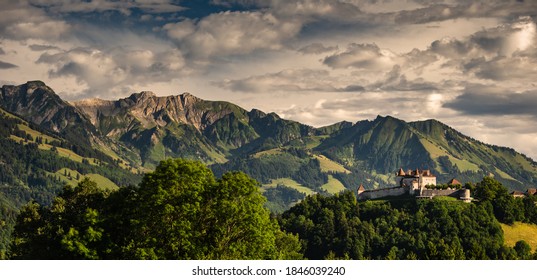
[510,188,537,198]
[511,190,526,198]
[447,178,462,186]
[357,168,472,202]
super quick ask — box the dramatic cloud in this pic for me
[368,65,439,92]
[393,1,537,25]
[444,84,537,117]
[297,43,338,54]
[164,11,302,61]
[323,43,399,70]
[36,47,185,98]
[0,1,71,40]
[268,0,363,20]
[213,68,364,93]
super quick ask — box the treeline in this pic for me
[0,136,141,259]
[0,137,140,199]
[7,158,537,260]
[264,185,306,214]
[0,114,142,259]
[211,153,327,189]
[0,110,120,165]
[471,177,537,225]
[9,159,302,260]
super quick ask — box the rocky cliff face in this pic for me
[0,81,98,148]
[72,89,317,167]
[73,91,247,134]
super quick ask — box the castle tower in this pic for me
[396,168,406,187]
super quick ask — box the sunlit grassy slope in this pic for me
[501,222,537,250]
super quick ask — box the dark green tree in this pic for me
[126,159,295,259]
[514,240,532,260]
[10,179,109,259]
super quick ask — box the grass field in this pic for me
[17,124,58,144]
[320,175,346,194]
[52,168,119,191]
[264,178,316,196]
[420,138,480,172]
[84,174,119,191]
[494,167,518,181]
[314,154,350,173]
[253,148,283,158]
[501,222,537,250]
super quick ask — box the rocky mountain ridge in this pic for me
[2,81,537,193]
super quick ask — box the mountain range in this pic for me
[1,81,537,214]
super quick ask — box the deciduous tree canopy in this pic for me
[10,159,301,259]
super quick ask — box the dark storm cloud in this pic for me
[0,61,18,69]
[444,84,537,116]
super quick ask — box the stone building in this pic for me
[395,168,437,195]
[357,168,472,202]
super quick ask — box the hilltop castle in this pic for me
[357,168,472,202]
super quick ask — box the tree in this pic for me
[10,179,109,259]
[11,160,302,259]
[126,159,292,259]
[514,240,532,260]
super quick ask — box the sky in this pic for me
[1,0,537,160]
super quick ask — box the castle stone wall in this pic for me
[419,189,463,198]
[358,187,407,200]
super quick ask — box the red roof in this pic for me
[448,178,462,186]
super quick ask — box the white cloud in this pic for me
[164,11,302,61]
[5,21,70,40]
[0,1,71,40]
[323,43,399,70]
[35,47,185,99]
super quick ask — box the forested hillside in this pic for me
[0,107,141,258]
[7,159,537,260]
[278,175,537,260]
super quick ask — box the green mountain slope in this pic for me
[315,116,537,190]
[2,81,537,212]
[0,101,142,258]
